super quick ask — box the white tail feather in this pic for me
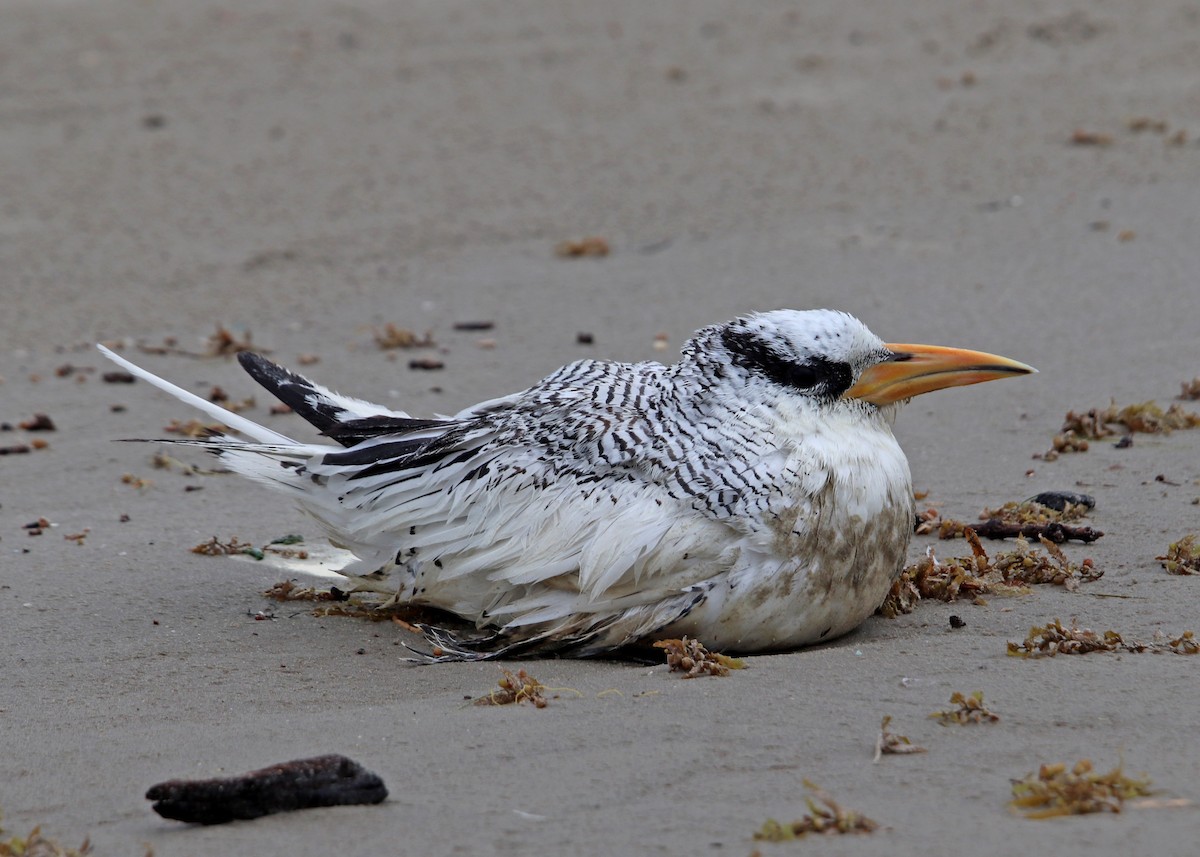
[96,344,297,445]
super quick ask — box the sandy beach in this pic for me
[3,1,1199,853]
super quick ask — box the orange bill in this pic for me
[844,343,1036,406]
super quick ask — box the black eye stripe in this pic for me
[720,328,853,396]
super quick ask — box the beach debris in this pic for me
[554,236,610,258]
[930,691,1000,726]
[191,534,308,562]
[55,363,92,379]
[1010,759,1152,819]
[1128,117,1170,134]
[973,519,1102,544]
[576,332,595,345]
[407,357,445,371]
[917,496,1102,543]
[653,637,746,677]
[994,536,1101,589]
[1034,431,1090,460]
[372,323,435,350]
[873,715,926,762]
[1069,129,1113,147]
[18,414,56,432]
[0,812,91,857]
[120,473,151,490]
[263,579,349,603]
[879,528,1101,616]
[1028,491,1095,512]
[0,444,31,456]
[1157,534,1200,575]
[205,326,255,357]
[753,781,878,840]
[1179,378,1200,400]
[23,517,52,536]
[145,754,387,825]
[63,529,90,545]
[163,418,227,438]
[452,320,495,331]
[1062,400,1200,440]
[472,667,550,708]
[1169,631,1199,654]
[1008,620,1124,657]
[207,386,255,413]
[102,371,136,384]
[1008,619,1199,657]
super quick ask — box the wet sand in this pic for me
[3,1,1199,854]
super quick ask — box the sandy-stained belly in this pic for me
[662,485,914,652]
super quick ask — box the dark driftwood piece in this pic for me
[973,519,1104,543]
[146,754,387,824]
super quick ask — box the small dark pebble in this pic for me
[949,615,966,629]
[146,754,387,825]
[452,320,495,331]
[408,358,445,371]
[576,332,594,345]
[1113,435,1133,449]
[142,114,166,130]
[1029,491,1095,511]
[110,404,127,413]
[103,371,137,384]
[0,444,31,456]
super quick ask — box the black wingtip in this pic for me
[236,352,345,434]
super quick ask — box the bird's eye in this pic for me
[783,364,821,389]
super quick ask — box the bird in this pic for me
[99,310,1034,660]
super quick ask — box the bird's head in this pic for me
[715,309,1035,406]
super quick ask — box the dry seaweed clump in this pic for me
[1008,619,1199,657]
[878,528,1102,616]
[473,668,549,708]
[263,579,349,603]
[1168,631,1199,654]
[874,716,927,762]
[192,534,308,562]
[1010,759,1152,819]
[1180,377,1200,400]
[372,324,435,350]
[930,691,1000,725]
[1008,619,1126,657]
[0,813,90,857]
[753,781,878,840]
[994,536,1101,590]
[205,325,255,356]
[1039,400,1200,459]
[1157,534,1200,575]
[1034,431,1090,461]
[918,496,1103,543]
[653,637,746,677]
